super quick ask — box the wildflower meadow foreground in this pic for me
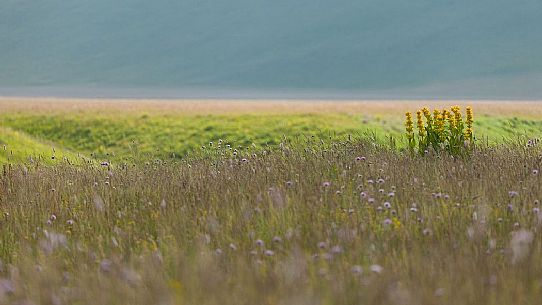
[0,103,542,305]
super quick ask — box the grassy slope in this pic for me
[0,126,81,164]
[0,113,364,160]
[1,112,541,162]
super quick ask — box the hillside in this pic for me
[1,99,541,163]
[0,127,80,164]
[1,0,542,98]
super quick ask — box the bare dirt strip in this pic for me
[1,97,541,117]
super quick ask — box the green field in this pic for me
[0,127,81,164]
[1,100,541,163]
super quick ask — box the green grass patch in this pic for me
[0,127,81,164]
[0,112,541,162]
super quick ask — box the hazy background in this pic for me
[1,0,541,99]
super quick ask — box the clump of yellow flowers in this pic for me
[405,105,474,156]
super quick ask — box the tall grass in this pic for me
[0,137,541,304]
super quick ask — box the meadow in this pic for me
[0,98,541,305]
[1,99,542,162]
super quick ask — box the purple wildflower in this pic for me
[331,246,343,254]
[370,264,383,274]
[351,265,363,274]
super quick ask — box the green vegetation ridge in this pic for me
[1,113,541,162]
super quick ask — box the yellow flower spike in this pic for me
[445,109,456,129]
[433,110,445,141]
[464,127,473,140]
[422,107,432,127]
[422,108,430,119]
[466,106,474,140]
[451,105,460,113]
[465,106,474,141]
[416,110,425,138]
[405,112,414,140]
[451,106,462,129]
